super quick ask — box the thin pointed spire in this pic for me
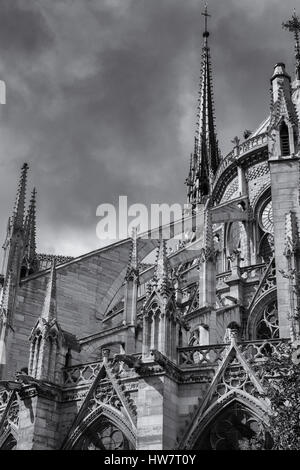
[12,163,29,231]
[24,188,37,263]
[146,239,172,299]
[127,228,138,274]
[41,259,57,321]
[125,228,139,284]
[154,239,168,280]
[153,239,173,297]
[282,10,300,81]
[186,4,220,208]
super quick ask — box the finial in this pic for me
[282,10,300,80]
[202,3,211,39]
[130,227,138,270]
[126,227,139,280]
[155,239,168,279]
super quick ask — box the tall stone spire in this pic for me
[283,10,300,81]
[12,162,28,231]
[186,4,220,208]
[1,163,28,277]
[155,238,168,278]
[23,188,37,272]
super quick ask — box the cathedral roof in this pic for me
[250,115,270,137]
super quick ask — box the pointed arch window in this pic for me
[280,121,290,156]
[194,402,272,450]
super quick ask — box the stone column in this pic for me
[198,257,216,308]
[136,373,178,450]
[17,386,61,450]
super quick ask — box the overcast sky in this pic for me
[0,0,298,258]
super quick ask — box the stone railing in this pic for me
[178,344,228,368]
[63,352,144,388]
[213,132,268,191]
[239,338,290,361]
[178,338,289,368]
[237,133,268,157]
[63,361,104,387]
[63,340,289,384]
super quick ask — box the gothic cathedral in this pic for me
[1,8,300,451]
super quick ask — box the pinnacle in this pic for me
[24,187,37,262]
[126,228,138,279]
[153,239,173,297]
[41,259,57,322]
[12,162,29,231]
[154,239,168,279]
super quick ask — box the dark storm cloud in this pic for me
[0,0,52,55]
[0,0,298,257]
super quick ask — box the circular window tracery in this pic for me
[255,300,279,340]
[74,420,132,450]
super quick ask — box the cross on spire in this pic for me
[202,3,211,38]
[282,10,300,80]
